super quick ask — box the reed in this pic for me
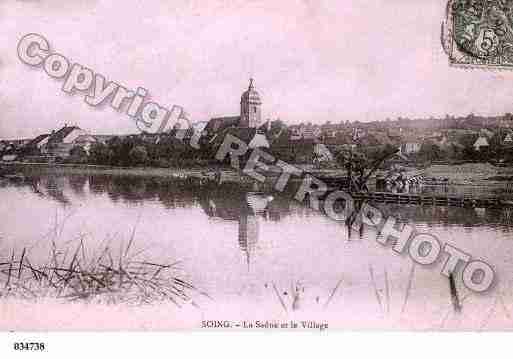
[369,265,383,314]
[384,268,390,315]
[0,240,204,306]
[449,272,461,313]
[324,277,343,309]
[272,282,288,313]
[400,263,415,315]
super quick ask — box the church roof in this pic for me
[209,127,270,149]
[240,78,262,105]
[204,116,241,134]
[225,127,258,144]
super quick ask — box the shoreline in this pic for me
[0,161,226,179]
[2,161,513,187]
[0,161,347,181]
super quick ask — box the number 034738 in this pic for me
[13,342,46,351]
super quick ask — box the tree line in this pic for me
[69,135,215,167]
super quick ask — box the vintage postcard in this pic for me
[2,0,513,341]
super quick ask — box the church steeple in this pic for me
[240,78,262,128]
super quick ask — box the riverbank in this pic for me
[424,163,513,185]
[0,161,217,178]
[3,161,512,187]
[0,161,350,184]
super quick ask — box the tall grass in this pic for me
[0,239,205,306]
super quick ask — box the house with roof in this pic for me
[44,125,93,158]
[401,141,421,155]
[291,124,322,140]
[313,143,334,163]
[473,135,490,151]
[73,134,97,154]
[501,131,513,149]
[398,135,420,154]
[268,129,320,163]
[23,134,51,155]
[31,134,50,150]
[320,131,353,153]
[469,129,495,152]
[320,122,345,138]
[93,135,117,144]
[211,127,270,149]
[289,125,302,140]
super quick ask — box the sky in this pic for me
[2,0,513,139]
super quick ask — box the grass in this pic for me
[400,263,415,315]
[0,238,205,306]
[324,277,343,309]
[369,265,383,314]
[272,282,288,313]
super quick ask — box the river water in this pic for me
[1,172,513,330]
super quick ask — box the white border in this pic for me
[0,332,508,359]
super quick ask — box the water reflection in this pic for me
[3,174,290,269]
[199,184,275,269]
[14,175,72,205]
[3,173,513,271]
[376,202,513,230]
[3,173,513,329]
[5,173,513,229]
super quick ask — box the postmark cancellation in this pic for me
[442,0,513,69]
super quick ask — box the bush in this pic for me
[154,157,173,168]
[89,143,113,165]
[129,145,149,166]
[67,146,88,164]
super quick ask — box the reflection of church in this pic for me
[238,192,274,270]
[204,79,270,149]
[200,186,273,270]
[238,206,259,270]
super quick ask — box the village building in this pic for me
[319,122,343,138]
[399,134,422,155]
[473,135,490,151]
[22,134,51,156]
[28,134,50,151]
[289,125,302,140]
[204,79,270,149]
[73,134,97,154]
[400,142,421,154]
[44,125,94,159]
[502,131,513,148]
[289,124,322,140]
[313,143,334,163]
[93,135,117,145]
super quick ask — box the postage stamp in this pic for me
[442,0,513,69]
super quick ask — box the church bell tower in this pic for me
[240,78,262,128]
